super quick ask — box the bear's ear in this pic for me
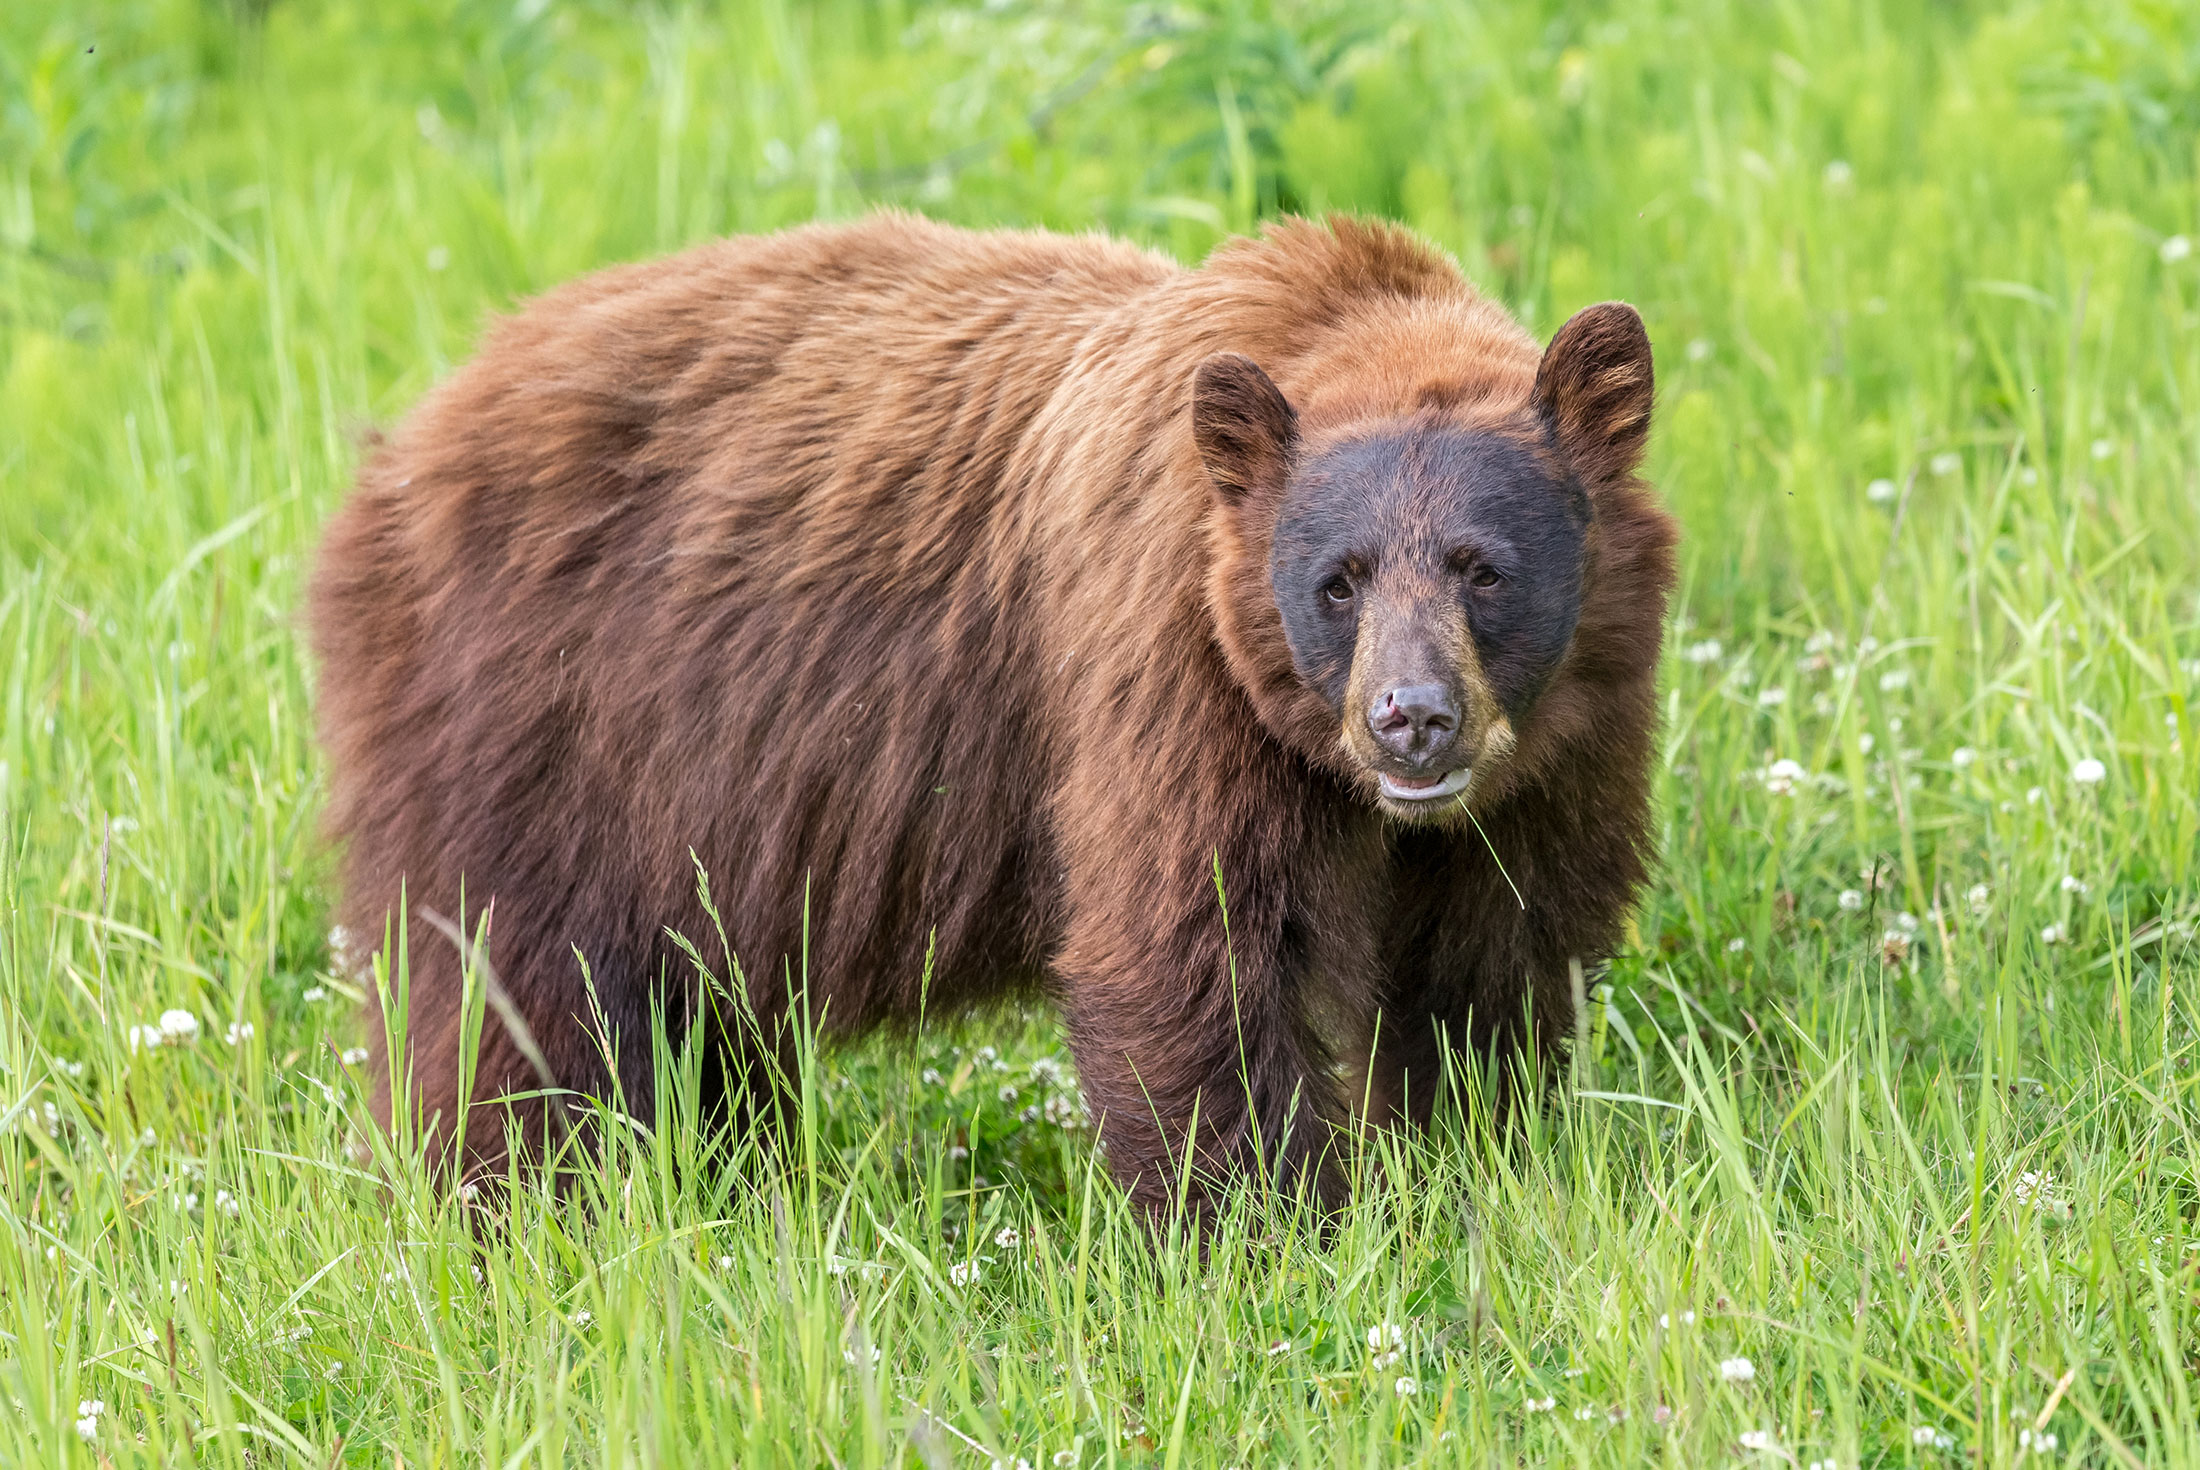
[1192,352,1297,509]
[1532,302,1654,486]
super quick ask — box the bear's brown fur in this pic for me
[310,212,1674,1216]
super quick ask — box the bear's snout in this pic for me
[1366,683,1459,767]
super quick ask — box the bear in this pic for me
[309,211,1675,1218]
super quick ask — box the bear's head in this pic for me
[1194,302,1656,824]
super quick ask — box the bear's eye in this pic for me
[1468,566,1505,590]
[1320,576,1355,605]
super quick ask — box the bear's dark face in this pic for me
[1268,430,1588,817]
[1192,300,1653,822]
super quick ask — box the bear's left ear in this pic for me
[1532,302,1654,487]
[1192,352,1297,510]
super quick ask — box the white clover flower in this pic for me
[213,1189,240,1217]
[1684,639,1724,665]
[1658,1310,1695,1328]
[1967,883,1991,914]
[2040,923,2066,945]
[1265,1338,1292,1355]
[994,1226,1020,1250]
[949,1260,981,1288]
[1881,931,1912,964]
[1396,1376,1421,1397]
[1878,669,1909,692]
[997,1084,1019,1104]
[1756,686,1788,708]
[2071,757,2106,785]
[921,1068,943,1086]
[1719,1357,1755,1383]
[1739,1429,1775,1451]
[1807,1459,1842,1470]
[1372,1349,1402,1368]
[301,986,329,1003]
[2025,786,2044,805]
[1858,733,1875,754]
[1367,1322,1403,1353]
[843,1343,882,1367]
[2089,438,2114,462]
[1763,758,1805,795]
[158,1010,200,1045]
[327,925,356,972]
[340,1047,369,1067]
[2018,1427,2059,1452]
[2164,234,2193,263]
[1927,452,1959,477]
[1951,746,1977,769]
[1866,478,1898,504]
[947,1144,969,1161]
[1524,1395,1556,1413]
[1805,630,1837,654]
[1573,1405,1597,1420]
[1911,1425,1955,1449]
[2059,875,2088,895]
[1838,889,1865,912]
[1687,338,1713,363]
[1822,159,1853,188]
[573,1308,593,1329]
[223,1021,254,1046]
[1051,1450,1078,1467]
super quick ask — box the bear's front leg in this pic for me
[1049,757,1380,1226]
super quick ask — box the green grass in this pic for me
[4,0,2199,1463]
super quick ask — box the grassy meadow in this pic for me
[4,0,2200,1463]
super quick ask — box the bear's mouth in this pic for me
[1376,767,1472,803]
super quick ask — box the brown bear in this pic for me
[309,212,1674,1216]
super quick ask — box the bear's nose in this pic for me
[1368,684,1459,764]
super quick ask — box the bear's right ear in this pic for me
[1192,352,1297,509]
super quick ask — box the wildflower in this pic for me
[573,1308,593,1330]
[1687,338,1713,363]
[1763,758,1805,795]
[1658,1310,1695,1328]
[1739,1429,1776,1451]
[1805,630,1837,654]
[2040,923,2065,945]
[326,1360,344,1379]
[844,1343,882,1367]
[1684,639,1723,665]
[1367,1322,1403,1353]
[2164,235,2194,263]
[1911,1425,1955,1450]
[2059,875,2088,895]
[2018,1427,2059,1452]
[223,1021,254,1046]
[1266,1338,1292,1355]
[2011,1171,2069,1217]
[1807,1460,1842,1470]
[1951,746,1977,769]
[426,245,451,272]
[158,1010,200,1045]
[327,925,356,973]
[75,1400,105,1440]
[1719,1357,1755,1383]
[1865,478,1898,504]
[994,1226,1020,1250]
[2070,757,2105,785]
[949,1260,981,1288]
[921,1068,944,1087]
[1967,883,1991,915]
[1052,1451,1079,1468]
[1838,889,1864,912]
[1608,1404,1630,1423]
[340,1047,369,1066]
[2025,786,2043,805]
[213,1189,240,1217]
[1397,1376,1421,1397]
[1881,931,1912,964]
[997,1084,1019,1104]
[1524,1396,1557,1413]
[1756,686,1788,708]
[1822,159,1853,188]
[302,986,329,1003]
[1878,669,1909,692]
[1929,452,1961,477]
[1858,733,1875,754]
[2089,438,2114,462]
[1726,937,1747,954]
[947,1145,969,1161]
[1573,1405,1596,1420]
